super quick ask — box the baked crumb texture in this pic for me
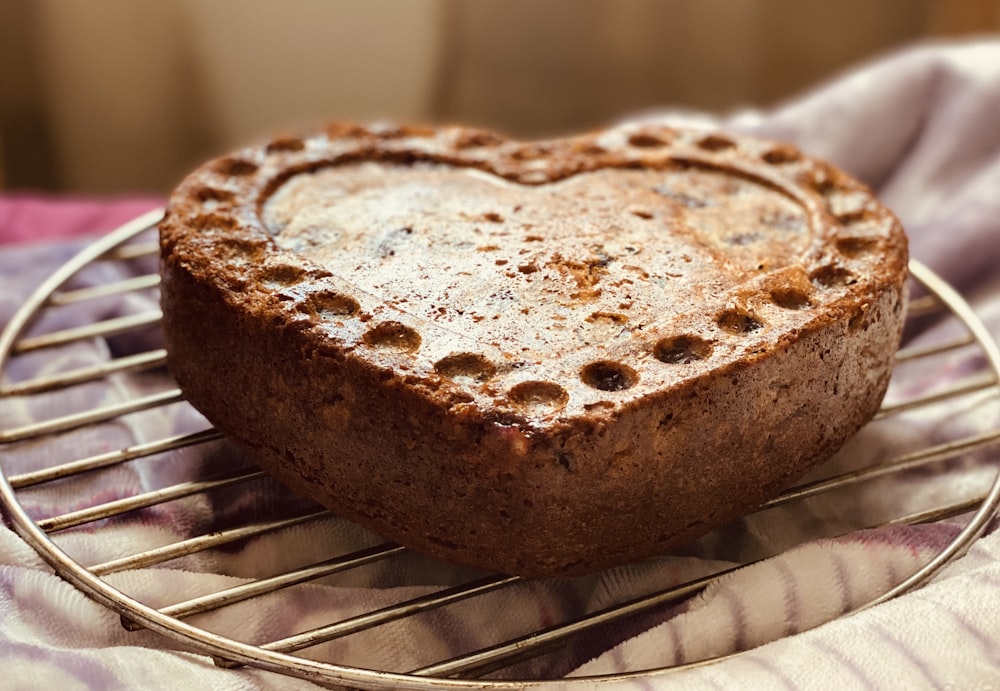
[159,123,908,577]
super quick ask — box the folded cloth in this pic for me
[2,40,1000,690]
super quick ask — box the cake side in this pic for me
[161,259,902,576]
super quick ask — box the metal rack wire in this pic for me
[1,211,999,689]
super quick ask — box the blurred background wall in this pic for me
[1,0,998,194]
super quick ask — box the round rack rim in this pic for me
[0,211,998,689]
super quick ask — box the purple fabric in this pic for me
[2,40,1000,690]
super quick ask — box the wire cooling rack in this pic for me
[2,210,1000,689]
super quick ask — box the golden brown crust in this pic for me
[159,122,908,577]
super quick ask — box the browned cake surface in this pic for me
[159,123,908,577]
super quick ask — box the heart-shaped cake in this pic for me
[159,122,907,577]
